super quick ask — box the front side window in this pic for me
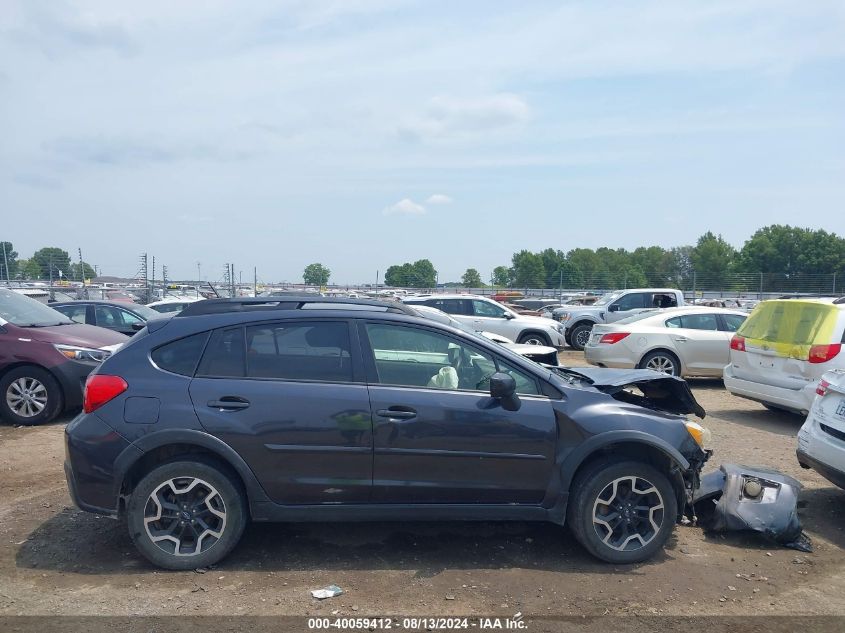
[472,300,506,318]
[95,305,126,328]
[365,323,539,395]
[612,293,647,311]
[245,321,352,382]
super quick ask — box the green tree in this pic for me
[511,250,545,288]
[303,262,331,285]
[32,247,72,281]
[492,265,511,287]
[690,232,736,289]
[16,258,42,280]
[461,268,483,287]
[0,241,18,281]
[738,225,845,275]
[384,259,437,288]
[69,262,97,281]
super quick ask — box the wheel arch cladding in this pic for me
[116,429,269,511]
[560,434,689,520]
[519,329,551,344]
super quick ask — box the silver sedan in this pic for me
[584,308,748,377]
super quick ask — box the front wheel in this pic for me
[127,460,247,570]
[0,366,63,426]
[568,324,592,351]
[518,332,551,346]
[567,459,677,564]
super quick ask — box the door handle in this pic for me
[673,336,689,342]
[376,407,417,420]
[207,397,250,411]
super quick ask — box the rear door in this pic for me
[360,320,557,504]
[189,319,373,504]
[664,312,729,374]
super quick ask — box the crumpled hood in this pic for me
[19,323,128,348]
[556,366,706,418]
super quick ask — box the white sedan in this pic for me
[584,307,747,377]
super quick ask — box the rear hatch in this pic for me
[815,370,845,437]
[731,301,843,389]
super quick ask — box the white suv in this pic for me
[724,298,845,415]
[404,294,566,347]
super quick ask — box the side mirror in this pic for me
[608,304,620,312]
[503,312,515,320]
[489,372,521,411]
[131,322,146,332]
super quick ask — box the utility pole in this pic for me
[151,256,156,302]
[162,265,168,296]
[559,269,563,301]
[196,261,201,297]
[253,267,257,297]
[139,253,149,302]
[1,241,8,285]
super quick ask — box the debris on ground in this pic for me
[692,463,812,552]
[311,585,344,600]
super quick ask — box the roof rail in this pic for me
[833,296,845,305]
[177,296,418,317]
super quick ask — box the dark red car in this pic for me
[0,288,128,425]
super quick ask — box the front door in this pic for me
[189,320,373,504]
[665,312,730,373]
[359,321,556,504]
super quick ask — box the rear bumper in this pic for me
[723,365,816,414]
[584,345,637,369]
[64,412,140,516]
[797,449,845,490]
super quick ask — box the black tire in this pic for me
[0,365,63,426]
[127,460,247,570]
[567,459,677,564]
[568,324,592,351]
[518,331,552,346]
[638,350,681,376]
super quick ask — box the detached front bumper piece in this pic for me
[691,463,811,552]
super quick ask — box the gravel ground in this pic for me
[1,350,843,620]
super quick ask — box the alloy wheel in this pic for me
[143,477,227,557]
[645,355,676,375]
[6,377,48,418]
[592,476,665,552]
[574,329,590,348]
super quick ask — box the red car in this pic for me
[0,288,128,425]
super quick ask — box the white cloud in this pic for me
[425,194,452,205]
[398,94,530,141]
[383,198,426,216]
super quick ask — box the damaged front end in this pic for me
[692,463,811,552]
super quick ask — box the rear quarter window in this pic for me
[151,332,209,376]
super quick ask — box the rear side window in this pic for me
[665,313,719,330]
[425,299,472,315]
[151,332,209,376]
[722,314,747,332]
[197,328,246,377]
[245,321,352,382]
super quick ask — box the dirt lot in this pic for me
[1,350,844,620]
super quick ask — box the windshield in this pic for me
[0,288,74,326]
[592,291,624,307]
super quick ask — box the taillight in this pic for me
[816,379,830,397]
[809,343,841,364]
[599,332,631,344]
[730,335,746,352]
[83,375,128,413]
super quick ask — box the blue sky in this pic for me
[1,0,844,284]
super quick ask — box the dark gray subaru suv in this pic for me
[64,297,710,570]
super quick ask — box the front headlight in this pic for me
[684,420,711,449]
[558,312,570,322]
[53,344,110,363]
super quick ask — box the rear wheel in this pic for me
[568,459,677,564]
[0,366,63,426]
[127,460,247,570]
[569,324,592,351]
[639,350,681,376]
